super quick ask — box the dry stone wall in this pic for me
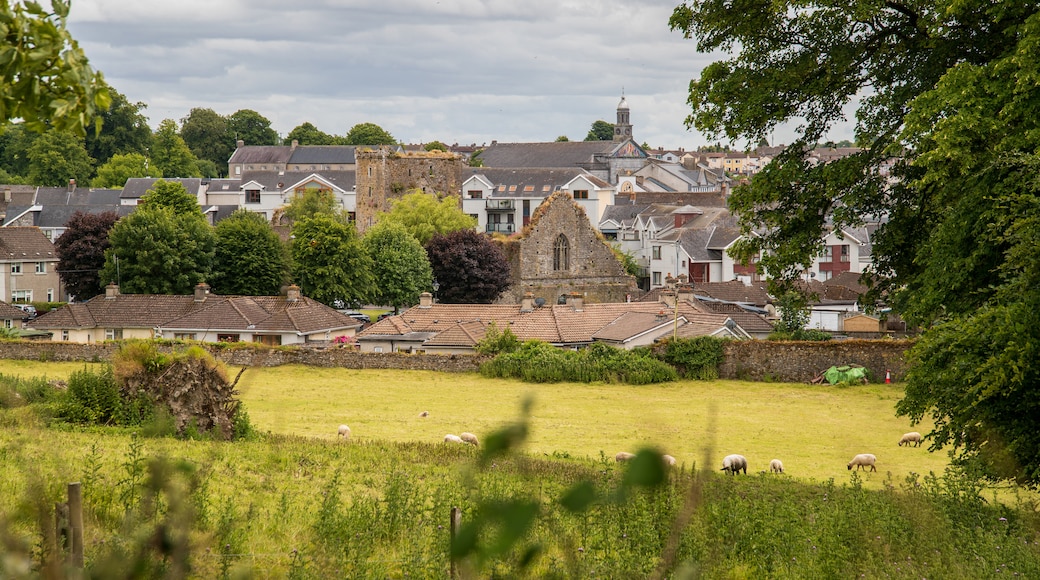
[719,339,912,383]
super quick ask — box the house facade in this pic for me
[0,227,63,304]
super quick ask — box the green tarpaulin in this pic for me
[823,365,869,385]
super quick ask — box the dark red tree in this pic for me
[54,211,120,301]
[425,230,511,304]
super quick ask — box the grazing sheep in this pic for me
[721,454,748,475]
[337,424,351,439]
[615,451,635,463]
[847,453,877,471]
[444,434,464,444]
[662,454,677,467]
[769,459,784,474]
[460,432,479,446]
[418,411,429,418]
[898,432,923,447]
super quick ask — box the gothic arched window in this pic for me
[553,234,570,271]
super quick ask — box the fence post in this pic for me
[449,506,461,579]
[55,501,70,555]
[68,482,84,570]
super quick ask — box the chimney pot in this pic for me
[194,282,210,302]
[105,283,119,299]
[286,284,301,302]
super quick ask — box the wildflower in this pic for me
[578,548,584,553]
[999,517,1008,522]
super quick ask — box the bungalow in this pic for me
[28,283,361,345]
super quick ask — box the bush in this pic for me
[480,340,677,384]
[475,322,522,355]
[62,366,123,424]
[0,374,57,408]
[656,336,727,379]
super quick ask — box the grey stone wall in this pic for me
[354,148,465,233]
[719,339,912,383]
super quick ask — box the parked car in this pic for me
[15,304,37,321]
[377,312,394,322]
[344,311,371,324]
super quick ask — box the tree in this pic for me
[362,220,433,312]
[140,180,201,217]
[555,135,570,142]
[425,230,511,304]
[423,140,448,152]
[100,205,215,294]
[54,211,120,301]
[211,209,288,296]
[344,122,396,146]
[0,1,110,137]
[180,108,233,175]
[285,122,339,146]
[584,120,614,141]
[26,130,95,186]
[378,191,476,246]
[291,215,373,306]
[92,153,158,188]
[282,189,348,225]
[670,1,1040,485]
[84,88,152,166]
[227,109,279,146]
[0,123,37,178]
[151,119,201,178]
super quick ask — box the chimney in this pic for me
[105,283,119,299]
[68,179,76,193]
[677,285,694,304]
[236,140,244,149]
[286,284,301,303]
[3,187,10,203]
[660,290,677,309]
[520,292,534,312]
[419,292,433,308]
[291,139,299,149]
[194,282,210,302]
[566,292,584,312]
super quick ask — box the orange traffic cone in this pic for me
[885,369,891,384]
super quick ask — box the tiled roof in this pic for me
[0,227,57,260]
[466,168,585,198]
[240,171,356,193]
[701,301,775,334]
[0,301,27,320]
[477,141,618,168]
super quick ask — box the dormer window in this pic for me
[246,190,261,204]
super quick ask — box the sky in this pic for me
[65,0,852,150]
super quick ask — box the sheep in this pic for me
[898,432,923,447]
[721,454,748,475]
[615,451,635,463]
[337,424,351,439]
[444,434,464,444]
[769,459,784,474]
[460,432,479,446]
[662,454,677,467]
[418,411,429,418]
[847,453,877,471]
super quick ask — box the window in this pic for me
[10,263,21,274]
[368,167,372,177]
[822,246,834,261]
[235,166,241,176]
[652,272,662,286]
[572,190,589,199]
[469,214,478,221]
[254,334,282,346]
[652,246,662,260]
[553,234,570,271]
[35,262,46,273]
[246,189,261,203]
[105,329,123,340]
[467,190,482,199]
[217,333,240,342]
[4,320,10,329]
[61,330,69,341]
[374,346,384,353]
[174,333,197,341]
[11,290,31,303]
[46,289,53,302]
[840,245,850,262]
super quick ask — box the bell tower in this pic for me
[613,92,632,142]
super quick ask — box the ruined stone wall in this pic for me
[719,339,912,383]
[354,148,465,234]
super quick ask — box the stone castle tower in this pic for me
[353,147,466,234]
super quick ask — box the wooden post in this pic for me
[54,502,69,554]
[68,482,84,569]
[449,506,461,579]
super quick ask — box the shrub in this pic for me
[480,340,677,384]
[0,374,57,408]
[62,366,123,424]
[656,336,727,379]
[475,322,522,355]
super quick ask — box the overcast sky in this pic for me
[66,1,848,150]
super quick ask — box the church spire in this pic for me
[614,91,632,142]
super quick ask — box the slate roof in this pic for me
[467,167,586,197]
[476,141,620,168]
[30,290,361,336]
[700,301,775,334]
[241,171,356,192]
[121,178,203,200]
[0,227,57,261]
[227,146,294,165]
[3,188,130,228]
[693,281,773,307]
[287,146,357,165]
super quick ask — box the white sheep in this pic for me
[337,424,351,439]
[418,411,430,418]
[444,434,464,444]
[898,432,922,447]
[662,454,677,467]
[460,432,479,446]
[721,454,748,475]
[769,459,784,474]
[847,453,877,471]
[615,451,635,463]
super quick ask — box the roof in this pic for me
[287,146,357,165]
[0,227,57,261]
[121,178,203,199]
[468,167,587,198]
[30,288,361,335]
[476,141,620,168]
[227,145,294,165]
[0,301,27,320]
[700,301,775,334]
[693,281,773,306]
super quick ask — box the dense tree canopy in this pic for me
[151,119,200,178]
[92,153,158,188]
[84,88,152,166]
[54,211,120,301]
[227,109,279,146]
[281,189,349,225]
[26,130,94,187]
[140,180,201,217]
[671,0,1040,485]
[211,210,288,296]
[362,220,433,312]
[0,1,110,136]
[344,122,396,146]
[291,215,373,307]
[378,191,476,246]
[180,108,234,176]
[285,122,343,146]
[584,120,614,141]
[425,230,511,304]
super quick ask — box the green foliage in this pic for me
[610,243,642,278]
[361,220,433,310]
[54,210,120,300]
[344,122,396,145]
[151,119,201,178]
[585,119,614,141]
[60,366,122,424]
[555,135,569,142]
[211,209,289,296]
[379,191,476,246]
[773,290,810,334]
[141,179,202,216]
[92,152,158,187]
[227,109,279,146]
[425,229,511,304]
[0,373,55,408]
[179,107,233,175]
[282,188,349,225]
[26,130,95,186]
[657,336,726,379]
[768,328,833,342]
[291,214,374,306]
[101,203,216,294]
[285,121,342,146]
[474,322,521,355]
[423,140,448,151]
[480,340,678,384]
[0,0,110,136]
[83,88,153,167]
